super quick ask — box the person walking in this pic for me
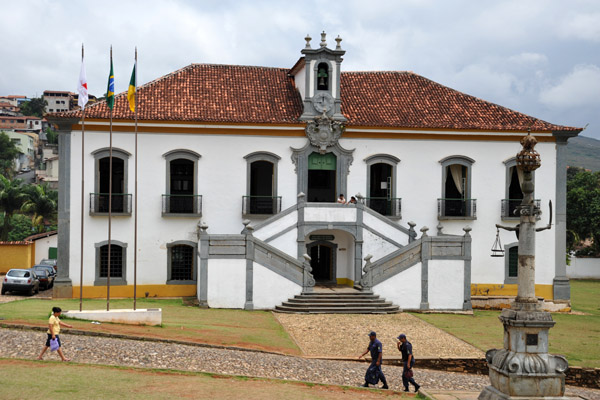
[397,333,420,392]
[38,306,73,362]
[358,331,389,389]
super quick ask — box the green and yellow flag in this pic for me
[127,61,136,113]
[106,56,115,110]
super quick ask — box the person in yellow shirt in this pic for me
[37,306,73,361]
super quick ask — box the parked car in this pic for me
[33,264,56,279]
[2,269,40,295]
[39,259,57,271]
[32,267,54,290]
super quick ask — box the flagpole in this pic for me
[107,46,113,312]
[79,43,86,312]
[133,47,138,311]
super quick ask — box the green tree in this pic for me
[19,97,47,118]
[0,176,29,241]
[567,170,600,255]
[45,128,59,145]
[21,183,57,233]
[0,131,21,179]
[0,213,35,241]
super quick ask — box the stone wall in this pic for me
[382,357,600,389]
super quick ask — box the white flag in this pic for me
[77,59,88,109]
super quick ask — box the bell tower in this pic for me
[293,31,346,122]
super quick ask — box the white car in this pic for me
[2,269,40,295]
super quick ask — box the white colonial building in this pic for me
[50,33,581,311]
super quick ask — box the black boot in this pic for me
[362,382,369,388]
[381,383,389,389]
[414,384,421,392]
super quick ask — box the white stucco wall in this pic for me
[66,126,560,295]
[304,206,356,222]
[294,66,306,101]
[373,263,422,309]
[266,228,298,257]
[568,257,600,279]
[207,259,246,309]
[362,229,400,265]
[252,263,302,309]
[363,212,409,246]
[428,259,464,309]
[254,211,297,241]
[34,235,57,264]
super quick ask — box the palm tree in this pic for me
[21,183,57,233]
[0,176,29,241]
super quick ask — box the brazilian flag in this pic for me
[106,57,115,110]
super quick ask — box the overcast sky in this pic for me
[2,0,599,138]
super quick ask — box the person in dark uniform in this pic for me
[397,333,420,392]
[358,331,389,389]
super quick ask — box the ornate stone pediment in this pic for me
[305,111,344,154]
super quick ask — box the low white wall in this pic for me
[568,257,600,279]
[252,263,302,309]
[207,259,246,309]
[63,308,162,326]
[373,263,421,309]
[304,207,356,222]
[428,259,464,310]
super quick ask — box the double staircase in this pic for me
[274,287,401,314]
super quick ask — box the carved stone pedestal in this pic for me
[479,307,569,399]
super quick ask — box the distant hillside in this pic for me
[567,135,600,171]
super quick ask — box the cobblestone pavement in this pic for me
[275,313,483,358]
[1,328,598,399]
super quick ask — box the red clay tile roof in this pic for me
[52,63,580,132]
[23,230,57,242]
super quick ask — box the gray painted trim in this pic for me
[94,240,128,286]
[244,151,281,161]
[420,237,430,310]
[166,240,198,284]
[291,140,354,200]
[245,234,254,310]
[163,149,201,159]
[364,154,401,164]
[504,242,518,284]
[198,233,209,307]
[554,134,571,301]
[56,128,72,289]
[439,155,475,165]
[463,233,472,310]
[92,147,131,157]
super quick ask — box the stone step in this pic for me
[282,301,395,308]
[293,295,381,300]
[286,298,388,304]
[274,304,401,314]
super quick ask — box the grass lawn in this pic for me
[0,359,419,400]
[413,280,600,368]
[0,298,300,355]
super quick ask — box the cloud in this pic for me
[539,64,600,108]
[556,12,600,42]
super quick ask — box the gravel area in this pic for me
[1,328,598,399]
[275,313,484,358]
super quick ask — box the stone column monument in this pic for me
[479,133,570,400]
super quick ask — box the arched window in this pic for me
[364,154,401,218]
[243,152,280,216]
[163,150,201,216]
[167,241,197,283]
[439,155,476,219]
[94,240,127,285]
[91,148,131,215]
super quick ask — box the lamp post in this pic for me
[479,132,569,400]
